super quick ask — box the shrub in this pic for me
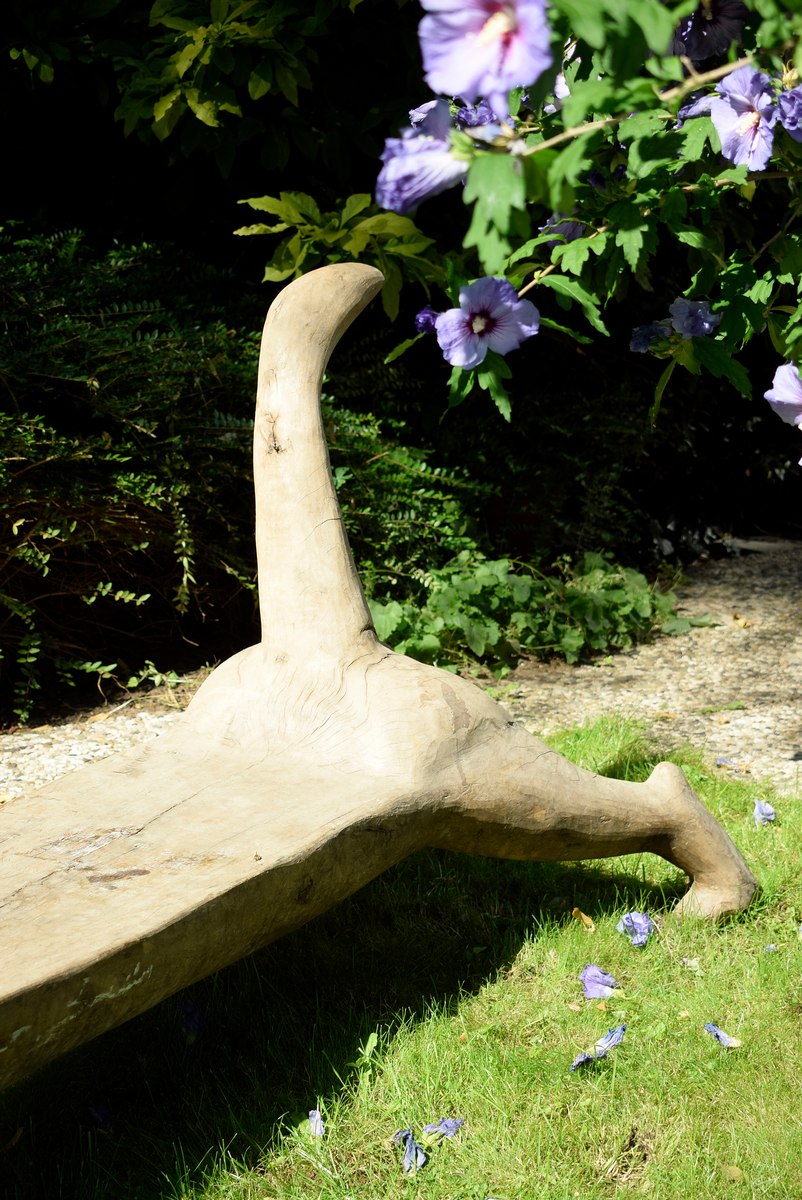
[0,228,262,719]
[368,550,700,672]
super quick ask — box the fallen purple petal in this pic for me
[617,911,655,948]
[422,1116,464,1139]
[753,798,776,825]
[393,1128,428,1174]
[309,1109,325,1137]
[579,964,619,999]
[704,1022,742,1047]
[570,1023,626,1070]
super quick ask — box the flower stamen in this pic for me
[474,6,517,46]
[735,109,761,136]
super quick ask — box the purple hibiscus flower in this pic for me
[672,0,749,65]
[538,212,587,250]
[415,304,440,334]
[630,320,673,353]
[418,0,552,121]
[676,91,714,128]
[544,71,570,115]
[669,297,721,338]
[579,964,619,999]
[376,98,469,215]
[711,66,778,172]
[454,98,500,126]
[764,362,802,426]
[570,1023,626,1071]
[778,87,802,142]
[434,276,539,368]
[617,911,655,948]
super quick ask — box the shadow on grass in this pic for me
[0,845,685,1200]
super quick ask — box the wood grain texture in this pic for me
[0,264,756,1092]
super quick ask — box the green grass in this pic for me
[3,718,800,1199]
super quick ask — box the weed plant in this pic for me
[1,718,798,1199]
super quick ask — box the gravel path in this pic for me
[499,538,802,794]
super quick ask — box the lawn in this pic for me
[2,717,799,1199]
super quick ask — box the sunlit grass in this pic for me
[3,717,800,1199]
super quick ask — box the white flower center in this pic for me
[736,109,761,136]
[471,314,488,334]
[475,6,517,46]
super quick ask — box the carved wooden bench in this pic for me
[0,264,756,1092]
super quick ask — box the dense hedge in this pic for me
[0,229,270,718]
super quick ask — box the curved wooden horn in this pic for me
[253,263,384,658]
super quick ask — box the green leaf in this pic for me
[283,191,322,224]
[233,222,287,237]
[184,89,220,127]
[173,37,203,79]
[248,64,272,101]
[339,193,373,226]
[380,259,403,319]
[538,275,608,335]
[275,61,299,106]
[561,77,616,126]
[675,227,720,253]
[649,359,676,424]
[464,154,526,228]
[463,154,527,273]
[538,316,593,344]
[238,193,303,222]
[691,337,752,396]
[368,598,404,642]
[446,366,476,411]
[351,213,422,238]
[628,0,677,54]
[506,231,562,266]
[384,334,424,364]
[609,199,653,274]
[476,350,513,422]
[677,116,715,163]
[551,0,606,47]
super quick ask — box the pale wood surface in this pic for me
[0,263,757,1092]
